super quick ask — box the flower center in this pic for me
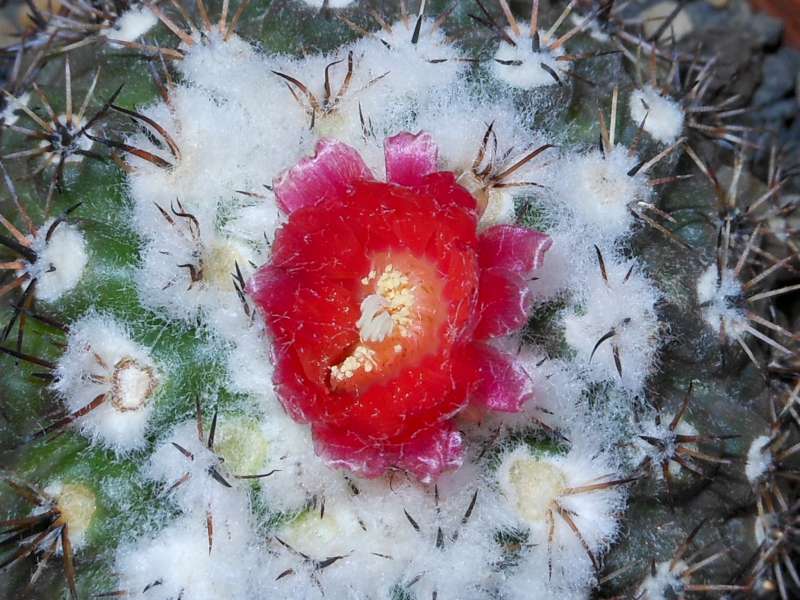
[109,357,158,412]
[508,458,566,523]
[357,264,416,342]
[329,252,445,391]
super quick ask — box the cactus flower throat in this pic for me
[247,132,551,482]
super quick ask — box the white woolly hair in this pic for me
[26,219,88,303]
[351,17,466,107]
[115,512,261,600]
[133,200,269,339]
[124,83,296,238]
[696,264,747,336]
[104,6,158,44]
[268,493,410,599]
[399,462,505,600]
[223,320,278,409]
[482,351,588,437]
[549,146,653,243]
[502,568,591,600]
[527,228,594,303]
[570,12,610,42]
[52,313,159,453]
[636,558,688,600]
[563,250,661,394]
[745,434,773,484]
[146,419,251,515]
[1,91,30,126]
[494,444,626,590]
[258,413,349,512]
[491,25,569,89]
[630,411,699,479]
[629,85,685,145]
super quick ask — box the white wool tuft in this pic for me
[115,513,261,599]
[268,493,410,598]
[631,412,699,478]
[133,200,267,338]
[475,351,587,438]
[26,219,88,302]
[745,434,773,484]
[527,230,590,302]
[696,264,747,336]
[353,18,466,103]
[223,320,280,411]
[1,92,30,126]
[636,559,688,600]
[258,413,349,512]
[563,252,661,394]
[37,115,94,166]
[502,549,592,600]
[146,420,251,515]
[491,26,569,89]
[495,445,626,590]
[551,146,653,242]
[570,12,610,42]
[104,6,158,44]
[629,85,685,145]
[52,314,159,453]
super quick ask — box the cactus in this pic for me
[0,0,797,598]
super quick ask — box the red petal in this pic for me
[474,268,533,339]
[274,139,373,214]
[384,131,439,187]
[314,422,463,482]
[469,343,533,412]
[323,348,470,442]
[273,350,325,424]
[313,426,391,479]
[270,207,368,280]
[415,171,478,214]
[247,265,360,389]
[396,424,464,483]
[478,225,552,274]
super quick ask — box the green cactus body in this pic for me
[0,1,797,599]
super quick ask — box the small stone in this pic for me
[749,11,784,49]
[754,98,798,122]
[796,71,800,104]
[753,48,800,106]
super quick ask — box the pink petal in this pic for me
[478,225,552,274]
[474,268,533,339]
[470,343,533,412]
[395,425,464,484]
[274,139,373,214]
[314,428,392,479]
[384,131,439,187]
[245,264,293,312]
[314,423,463,483]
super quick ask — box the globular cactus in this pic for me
[0,1,797,599]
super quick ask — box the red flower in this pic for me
[248,133,551,482]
